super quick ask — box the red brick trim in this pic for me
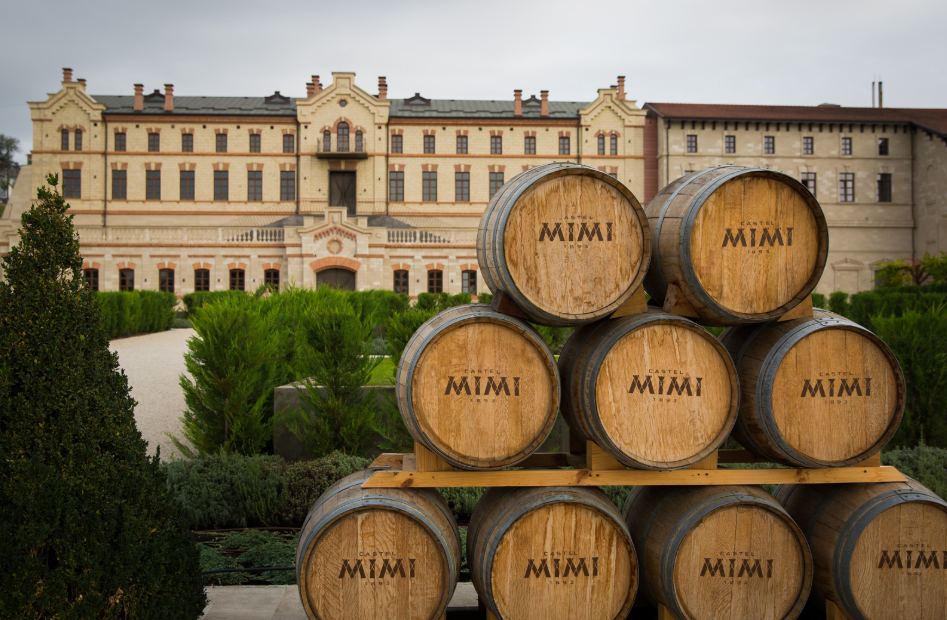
[111,162,129,171]
[388,164,406,172]
[454,164,472,172]
[146,127,162,134]
[261,263,282,271]
[391,263,411,271]
[558,131,571,137]
[331,117,351,132]
[191,262,213,270]
[423,129,436,136]
[310,256,361,273]
[81,261,102,270]
[180,127,194,134]
[115,261,136,270]
[279,163,297,171]
[114,126,128,133]
[455,129,469,136]
[145,162,162,171]
[226,262,248,271]
[281,128,297,135]
[246,163,264,171]
[247,128,262,135]
[390,128,404,136]
[460,263,480,272]
[489,130,504,137]
[523,130,537,137]
[177,163,196,171]
[212,163,230,171]
[421,164,438,172]
[156,261,178,270]
[215,128,228,135]
[488,165,507,173]
[60,161,84,170]
[424,262,445,271]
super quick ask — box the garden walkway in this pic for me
[110,328,195,460]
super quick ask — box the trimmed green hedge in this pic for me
[97,290,176,338]
[844,284,947,329]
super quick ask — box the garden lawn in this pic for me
[369,357,396,385]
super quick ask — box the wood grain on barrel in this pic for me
[777,480,947,620]
[721,309,905,467]
[398,305,559,470]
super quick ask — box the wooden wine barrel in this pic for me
[720,309,905,467]
[467,486,637,620]
[296,469,461,620]
[558,308,739,469]
[397,304,559,469]
[477,162,650,326]
[775,479,947,620]
[622,485,812,620]
[644,166,828,325]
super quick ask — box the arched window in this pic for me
[264,269,280,291]
[393,269,409,294]
[194,268,210,292]
[610,133,618,155]
[159,268,175,293]
[338,122,350,152]
[427,269,443,294]
[355,130,363,152]
[229,269,245,291]
[61,129,69,151]
[323,130,331,152]
[119,269,134,292]
[461,270,477,295]
[83,268,99,291]
[74,129,83,151]
[597,134,605,155]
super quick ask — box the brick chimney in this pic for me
[164,84,174,112]
[77,78,86,90]
[540,90,549,117]
[312,76,322,95]
[62,68,73,82]
[617,76,625,100]
[306,82,315,97]
[134,84,144,111]
[378,76,388,100]
[514,90,523,116]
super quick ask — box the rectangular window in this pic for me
[148,133,160,152]
[801,172,817,196]
[283,134,294,153]
[280,171,295,201]
[114,132,126,152]
[61,129,69,151]
[74,129,83,151]
[455,172,470,202]
[423,135,435,154]
[247,170,262,201]
[877,173,892,202]
[462,270,477,295]
[112,170,127,199]
[214,170,229,201]
[159,269,174,293]
[524,136,536,155]
[194,269,210,292]
[393,270,409,294]
[249,134,261,153]
[803,136,814,155]
[839,172,855,202]
[229,269,245,291]
[145,170,160,200]
[83,268,98,291]
[427,269,443,294]
[878,137,889,156]
[686,135,697,153]
[422,171,437,201]
[451,135,465,154]
[558,136,570,155]
[611,134,618,156]
[490,135,502,154]
[391,135,403,153]
[725,135,736,154]
[119,269,134,292]
[389,171,404,201]
[489,172,504,198]
[180,170,195,200]
[264,269,280,291]
[63,169,81,198]
[216,134,227,153]
[841,137,852,156]
[764,136,775,154]
[182,133,193,152]
[598,134,605,155]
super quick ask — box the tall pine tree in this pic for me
[0,175,206,618]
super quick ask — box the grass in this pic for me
[368,357,396,385]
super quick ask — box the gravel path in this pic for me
[110,329,195,461]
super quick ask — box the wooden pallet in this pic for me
[364,440,903,489]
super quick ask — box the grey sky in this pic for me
[3,0,945,164]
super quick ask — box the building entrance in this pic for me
[329,171,357,217]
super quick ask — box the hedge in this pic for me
[844,283,947,329]
[97,290,176,338]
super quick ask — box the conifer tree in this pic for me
[0,175,206,618]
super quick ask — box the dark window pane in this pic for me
[323,130,331,152]
[559,136,570,155]
[83,268,98,291]
[878,137,889,156]
[180,170,195,200]
[455,172,470,202]
[119,269,134,292]
[115,132,126,152]
[264,269,280,291]
[801,172,817,196]
[148,133,160,152]
[159,269,174,293]
[462,270,477,295]
[839,172,854,202]
[598,134,605,155]
[338,122,349,152]
[182,133,193,152]
[249,134,261,153]
[389,171,404,201]
[725,135,736,154]
[877,173,892,202]
[146,170,161,200]
[491,136,502,154]
[61,129,69,151]
[216,134,227,153]
[283,134,294,153]
[427,269,442,294]
[764,136,775,154]
[424,135,435,154]
[112,170,127,199]
[214,170,229,201]
[842,137,852,156]
[194,269,210,292]
[63,169,81,198]
[393,269,409,294]
[610,134,618,156]
[422,171,437,201]
[456,135,467,154]
[524,136,536,155]
[229,269,245,291]
[489,172,504,199]
[686,135,697,153]
[280,171,295,201]
[355,130,363,152]
[803,136,813,155]
[74,129,83,151]
[247,170,262,201]
[391,135,402,153]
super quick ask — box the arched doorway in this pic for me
[317,268,356,290]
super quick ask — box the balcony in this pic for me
[387,229,477,246]
[315,137,369,159]
[76,227,286,245]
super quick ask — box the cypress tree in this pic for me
[0,175,206,618]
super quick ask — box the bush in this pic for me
[828,290,850,316]
[532,324,574,355]
[266,452,371,526]
[197,544,246,585]
[844,284,947,329]
[173,317,193,329]
[182,290,246,317]
[163,454,285,530]
[96,290,175,339]
[883,444,947,500]
[0,175,206,619]
[478,292,493,305]
[872,305,947,449]
[223,531,296,585]
[438,487,485,524]
[811,292,827,309]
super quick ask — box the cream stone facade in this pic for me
[1,70,944,296]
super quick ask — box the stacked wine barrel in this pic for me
[293,164,930,620]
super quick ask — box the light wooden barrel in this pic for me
[622,485,813,620]
[720,309,905,467]
[644,166,828,325]
[775,479,947,620]
[558,308,739,469]
[477,162,650,326]
[467,486,638,620]
[397,304,559,470]
[295,469,461,620]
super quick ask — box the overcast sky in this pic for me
[3,0,945,164]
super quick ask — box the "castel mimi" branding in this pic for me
[628,375,703,396]
[699,558,774,579]
[444,376,520,396]
[800,378,871,398]
[538,222,614,242]
[721,225,793,248]
[338,558,416,579]
[523,557,600,579]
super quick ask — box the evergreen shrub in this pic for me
[96,290,175,338]
[883,444,947,499]
[265,452,371,526]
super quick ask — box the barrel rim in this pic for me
[398,304,560,469]
[677,167,829,322]
[485,163,652,324]
[756,313,906,467]
[583,312,739,469]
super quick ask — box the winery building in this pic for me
[1,68,945,295]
